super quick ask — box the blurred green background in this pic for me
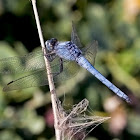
[0,0,140,139]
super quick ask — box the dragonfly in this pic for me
[0,23,131,103]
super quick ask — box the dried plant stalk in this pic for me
[31,0,62,139]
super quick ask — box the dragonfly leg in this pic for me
[59,58,63,73]
[53,58,63,77]
[44,52,56,62]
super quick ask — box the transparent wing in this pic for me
[71,22,98,65]
[71,22,83,49]
[3,58,80,91]
[82,40,98,66]
[0,49,64,75]
[53,60,80,83]
[2,45,98,91]
[3,69,48,91]
[0,50,45,74]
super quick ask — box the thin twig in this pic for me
[31,0,62,139]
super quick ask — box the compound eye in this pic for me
[50,38,57,46]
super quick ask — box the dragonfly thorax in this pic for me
[45,38,58,52]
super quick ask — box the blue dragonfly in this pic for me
[0,23,131,103]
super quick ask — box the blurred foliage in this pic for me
[0,0,140,139]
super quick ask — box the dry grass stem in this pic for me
[31,0,62,139]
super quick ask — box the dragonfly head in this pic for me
[45,38,58,52]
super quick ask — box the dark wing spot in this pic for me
[7,81,14,85]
